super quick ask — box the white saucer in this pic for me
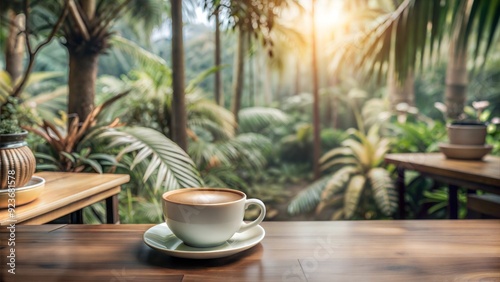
[143,223,265,259]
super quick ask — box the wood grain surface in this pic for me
[1,220,499,281]
[0,172,129,225]
[385,153,500,187]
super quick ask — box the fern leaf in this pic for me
[288,177,331,215]
[368,167,397,216]
[344,174,367,219]
[99,127,203,190]
[238,107,289,133]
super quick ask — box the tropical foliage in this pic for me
[1,0,499,223]
[288,125,397,219]
[334,0,500,80]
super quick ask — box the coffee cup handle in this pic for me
[238,199,266,233]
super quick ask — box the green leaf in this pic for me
[36,164,59,171]
[79,158,103,174]
[34,152,59,163]
[342,139,369,166]
[319,147,352,163]
[185,65,226,94]
[288,176,331,215]
[343,174,367,219]
[320,157,357,171]
[99,127,203,190]
[368,167,397,216]
[60,152,76,163]
[238,107,289,133]
[321,165,359,204]
[88,153,119,165]
[110,35,171,76]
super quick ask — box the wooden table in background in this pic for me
[0,172,130,225]
[385,153,500,219]
[1,220,499,281]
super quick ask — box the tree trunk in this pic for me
[249,46,254,107]
[214,7,222,106]
[5,11,25,83]
[295,57,301,95]
[231,28,246,125]
[261,47,272,105]
[388,68,415,110]
[68,52,98,121]
[324,76,337,128]
[67,0,96,123]
[170,0,188,151]
[445,2,469,120]
[79,0,95,20]
[332,96,339,129]
[311,0,321,180]
[445,43,468,120]
[253,50,260,106]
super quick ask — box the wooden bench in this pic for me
[467,194,500,219]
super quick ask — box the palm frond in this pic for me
[238,107,289,133]
[368,167,397,216]
[335,0,500,80]
[341,139,370,167]
[135,199,163,223]
[126,0,165,38]
[373,137,391,166]
[110,35,170,74]
[319,147,353,163]
[320,157,358,172]
[229,133,273,170]
[343,174,367,219]
[22,86,67,122]
[288,176,331,215]
[188,138,232,168]
[319,165,359,210]
[189,119,232,142]
[202,166,249,191]
[99,127,203,191]
[25,71,63,88]
[187,94,235,139]
[185,65,225,94]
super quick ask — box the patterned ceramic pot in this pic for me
[0,131,36,189]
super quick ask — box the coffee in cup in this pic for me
[162,188,266,248]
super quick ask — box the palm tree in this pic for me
[170,0,188,151]
[57,0,163,122]
[214,5,222,106]
[333,0,500,119]
[230,26,247,123]
[202,0,300,123]
[311,0,321,180]
[3,9,25,82]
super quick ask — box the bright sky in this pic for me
[153,1,345,40]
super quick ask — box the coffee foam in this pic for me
[165,189,243,205]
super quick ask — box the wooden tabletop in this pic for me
[0,172,130,225]
[385,153,500,188]
[1,220,499,281]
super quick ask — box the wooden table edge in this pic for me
[20,186,121,225]
[0,173,130,226]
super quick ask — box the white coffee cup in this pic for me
[162,188,266,248]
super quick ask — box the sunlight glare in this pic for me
[315,1,344,30]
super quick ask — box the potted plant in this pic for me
[446,101,490,146]
[0,98,36,189]
[447,119,487,146]
[436,101,496,160]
